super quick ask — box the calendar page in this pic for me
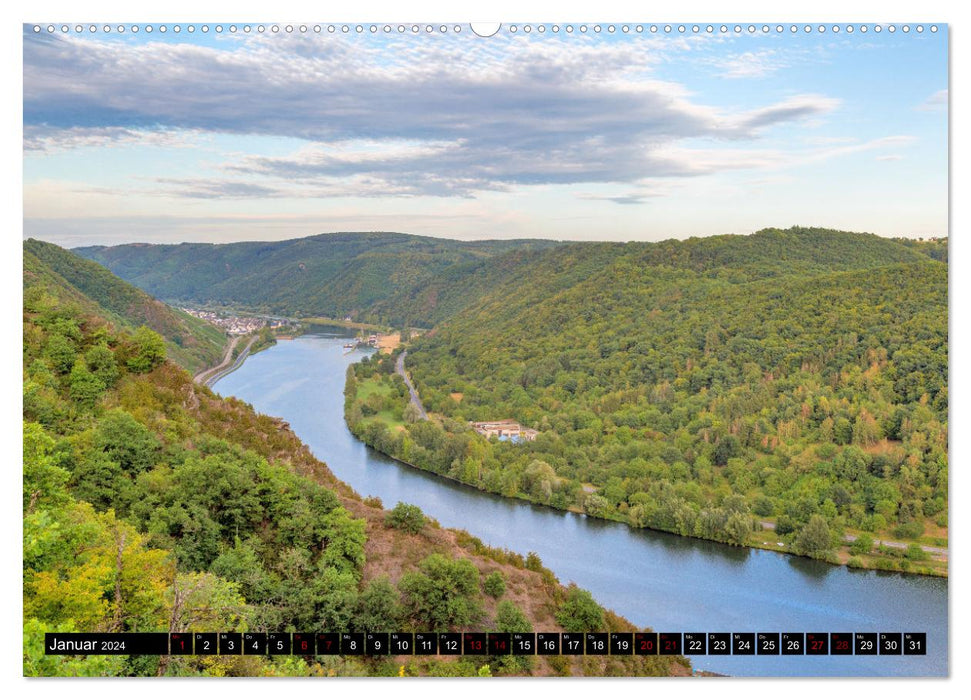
[21,13,948,683]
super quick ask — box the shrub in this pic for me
[483,571,506,599]
[385,502,425,534]
[525,552,543,572]
[892,521,924,540]
[494,600,531,633]
[793,515,833,558]
[353,576,401,631]
[125,326,166,373]
[399,554,482,630]
[849,533,874,556]
[905,543,928,561]
[555,586,604,633]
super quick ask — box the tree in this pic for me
[45,334,76,374]
[403,402,423,424]
[126,326,166,373]
[23,422,70,512]
[385,502,425,534]
[584,494,609,518]
[849,533,873,556]
[713,435,740,466]
[793,515,833,558]
[321,507,367,575]
[94,410,161,475]
[399,554,482,631]
[69,361,105,408]
[483,571,506,599]
[494,599,531,632]
[353,576,401,631]
[724,512,753,546]
[555,586,603,633]
[84,344,119,387]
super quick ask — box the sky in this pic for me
[22,22,948,246]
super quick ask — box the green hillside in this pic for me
[76,232,561,318]
[23,238,683,678]
[372,227,933,327]
[25,239,226,374]
[347,228,948,574]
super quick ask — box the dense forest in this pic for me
[25,239,226,375]
[22,242,685,677]
[344,229,948,575]
[76,232,560,319]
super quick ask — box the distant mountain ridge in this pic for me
[75,231,562,319]
[74,228,938,327]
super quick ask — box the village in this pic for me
[181,308,290,336]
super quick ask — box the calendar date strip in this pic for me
[45,632,926,656]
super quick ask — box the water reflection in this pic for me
[786,555,836,582]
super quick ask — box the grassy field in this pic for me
[356,376,406,430]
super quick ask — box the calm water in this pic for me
[214,331,948,677]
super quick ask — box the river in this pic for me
[213,329,948,677]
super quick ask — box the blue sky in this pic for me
[22,23,948,245]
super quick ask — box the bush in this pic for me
[892,521,924,540]
[385,502,425,533]
[774,514,796,536]
[399,554,482,631]
[752,495,775,517]
[69,361,105,408]
[849,533,873,556]
[793,515,832,558]
[724,512,753,546]
[525,552,543,572]
[353,576,401,631]
[125,326,166,373]
[555,586,604,633]
[483,571,506,599]
[905,543,928,561]
[494,600,531,633]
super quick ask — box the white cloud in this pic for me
[714,49,786,79]
[916,89,948,111]
[24,32,844,199]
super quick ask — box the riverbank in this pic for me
[195,335,258,387]
[348,352,946,579]
[211,332,948,677]
[201,337,690,678]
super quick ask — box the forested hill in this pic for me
[24,239,225,375]
[75,232,561,318]
[385,229,948,572]
[23,239,683,678]
[371,227,937,327]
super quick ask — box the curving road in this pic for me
[195,336,257,387]
[395,350,428,420]
[194,336,239,385]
